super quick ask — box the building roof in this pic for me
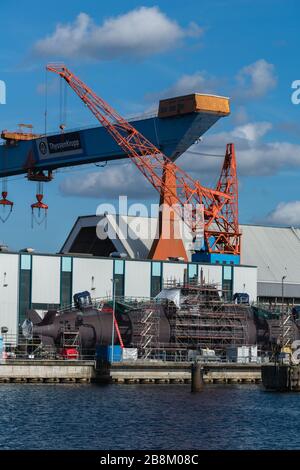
[240,224,300,288]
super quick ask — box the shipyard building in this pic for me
[0,246,257,338]
[62,215,300,304]
[1,211,299,338]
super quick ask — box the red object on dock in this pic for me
[61,348,79,360]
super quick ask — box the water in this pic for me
[0,383,299,450]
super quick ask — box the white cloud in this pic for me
[232,122,272,142]
[146,59,276,104]
[181,121,300,179]
[33,8,203,61]
[60,163,156,199]
[235,59,277,99]
[266,201,300,226]
[61,120,300,198]
[146,71,222,101]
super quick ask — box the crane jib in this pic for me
[46,64,240,256]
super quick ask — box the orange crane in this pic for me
[206,142,240,256]
[47,64,240,260]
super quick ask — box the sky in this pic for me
[0,0,300,252]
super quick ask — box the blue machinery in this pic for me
[0,110,224,177]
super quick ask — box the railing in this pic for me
[57,295,161,315]
[0,333,96,362]
[17,111,159,140]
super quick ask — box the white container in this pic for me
[122,348,138,361]
[227,346,252,363]
[238,346,250,363]
[250,345,258,362]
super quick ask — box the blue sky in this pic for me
[0,0,300,252]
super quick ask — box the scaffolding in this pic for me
[60,329,81,350]
[280,312,294,348]
[124,282,252,358]
[164,283,250,355]
[130,302,160,359]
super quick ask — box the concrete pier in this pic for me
[0,360,95,383]
[96,361,262,385]
[0,360,262,385]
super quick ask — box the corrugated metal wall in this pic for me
[162,262,187,284]
[124,260,151,298]
[31,256,60,304]
[233,266,257,302]
[72,258,114,298]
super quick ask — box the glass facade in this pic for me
[222,265,233,301]
[19,255,32,325]
[61,256,72,272]
[114,260,125,297]
[151,262,162,298]
[20,254,31,270]
[188,264,198,282]
[61,257,73,308]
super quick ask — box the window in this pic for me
[152,262,161,277]
[114,260,124,275]
[114,260,125,298]
[61,256,72,272]
[61,257,72,308]
[21,254,31,270]
[222,266,233,301]
[151,262,162,298]
[188,264,198,282]
[223,266,233,280]
[19,255,32,325]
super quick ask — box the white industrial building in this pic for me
[2,214,298,339]
[0,248,257,337]
[62,215,300,304]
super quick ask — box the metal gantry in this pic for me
[47,64,241,256]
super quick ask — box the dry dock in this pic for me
[0,360,262,384]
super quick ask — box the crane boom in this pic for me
[47,64,236,253]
